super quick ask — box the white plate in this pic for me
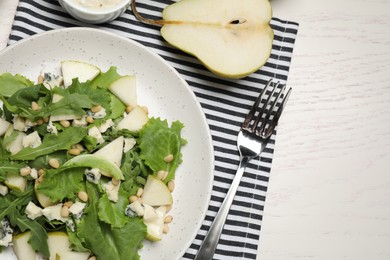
[0,28,214,260]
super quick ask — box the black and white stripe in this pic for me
[8,1,298,259]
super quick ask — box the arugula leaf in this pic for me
[120,150,149,195]
[11,127,88,161]
[0,160,27,181]
[76,183,146,260]
[36,167,85,201]
[0,72,34,98]
[0,186,34,220]
[66,226,90,253]
[11,211,50,257]
[97,188,129,228]
[138,118,186,182]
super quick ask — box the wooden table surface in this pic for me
[1,0,390,259]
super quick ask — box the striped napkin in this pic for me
[8,0,299,259]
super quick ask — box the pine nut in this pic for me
[38,169,45,177]
[137,197,143,204]
[86,116,94,124]
[164,215,173,224]
[88,256,97,260]
[112,178,120,186]
[68,148,81,156]
[31,101,40,111]
[43,117,49,123]
[125,105,134,113]
[164,154,174,163]
[163,224,169,234]
[60,120,70,128]
[129,195,138,203]
[78,191,89,202]
[63,201,74,208]
[157,170,168,181]
[48,158,60,169]
[20,167,32,177]
[167,180,175,192]
[61,206,69,218]
[74,143,84,152]
[136,188,144,197]
[91,105,102,113]
[141,106,149,114]
[165,204,172,213]
[37,74,44,84]
[35,119,44,126]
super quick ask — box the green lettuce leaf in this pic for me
[76,183,146,260]
[97,188,129,228]
[11,127,88,161]
[138,118,186,182]
[0,73,34,98]
[36,167,85,201]
[89,66,122,90]
[0,160,27,181]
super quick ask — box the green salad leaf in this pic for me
[0,73,34,98]
[97,188,129,228]
[11,127,88,161]
[76,183,146,260]
[138,118,186,182]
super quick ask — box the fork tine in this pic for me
[262,86,292,137]
[241,79,271,129]
[257,82,285,133]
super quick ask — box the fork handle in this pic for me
[194,156,250,260]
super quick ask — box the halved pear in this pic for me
[108,75,137,107]
[131,0,273,79]
[12,232,36,260]
[141,175,173,206]
[61,60,101,87]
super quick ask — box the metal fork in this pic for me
[194,79,292,260]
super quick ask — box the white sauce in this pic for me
[72,0,123,9]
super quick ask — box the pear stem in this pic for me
[130,0,165,26]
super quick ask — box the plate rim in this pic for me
[0,27,215,259]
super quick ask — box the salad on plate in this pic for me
[0,60,186,260]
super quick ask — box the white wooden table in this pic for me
[1,1,390,259]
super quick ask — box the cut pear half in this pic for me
[131,0,274,79]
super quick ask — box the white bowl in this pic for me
[58,0,130,24]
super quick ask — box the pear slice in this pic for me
[61,60,101,87]
[116,106,149,132]
[94,136,124,167]
[108,75,137,107]
[35,180,57,208]
[12,232,36,260]
[131,0,273,79]
[143,205,167,241]
[141,175,173,206]
[47,232,90,260]
[4,175,27,192]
